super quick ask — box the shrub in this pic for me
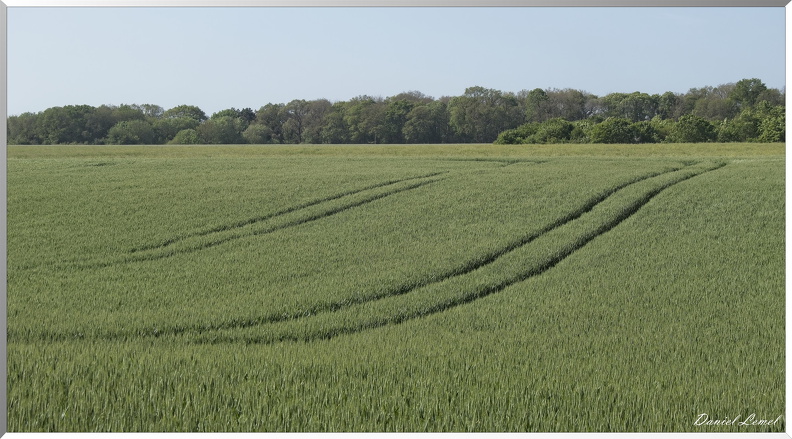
[629,121,660,143]
[531,118,575,143]
[169,129,201,145]
[668,115,716,143]
[494,123,539,144]
[758,109,785,142]
[589,118,634,144]
[106,120,157,145]
[242,124,276,144]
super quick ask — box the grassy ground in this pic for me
[7,143,785,431]
[6,142,784,159]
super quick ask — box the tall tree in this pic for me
[197,116,246,144]
[657,91,682,120]
[242,124,276,144]
[381,99,415,143]
[669,115,716,143]
[106,119,157,145]
[546,88,589,121]
[729,78,768,110]
[522,88,551,123]
[154,117,200,144]
[37,105,96,144]
[343,96,385,144]
[85,105,117,143]
[283,99,310,144]
[163,105,208,123]
[7,112,41,145]
[301,99,333,144]
[255,103,287,144]
[589,117,634,144]
[319,103,350,144]
[601,92,658,122]
[111,104,146,123]
[449,86,520,143]
[133,104,164,119]
[403,100,450,144]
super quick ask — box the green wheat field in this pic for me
[7,143,785,432]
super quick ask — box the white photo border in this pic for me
[0,1,788,438]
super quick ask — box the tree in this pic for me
[154,117,200,144]
[84,105,118,144]
[495,118,583,144]
[282,99,311,143]
[754,101,785,143]
[210,107,255,126]
[729,78,768,110]
[360,100,387,143]
[197,116,246,144]
[716,118,746,142]
[163,105,207,123]
[255,103,287,144]
[111,104,146,123]
[570,120,596,143]
[523,88,551,123]
[210,108,255,143]
[381,99,414,143]
[389,90,434,104]
[630,121,659,143]
[758,109,784,142]
[133,104,164,119]
[668,115,716,143]
[37,105,96,144]
[756,88,784,107]
[168,129,201,145]
[589,118,634,144]
[212,108,244,120]
[717,107,762,142]
[301,99,333,144]
[342,96,385,144]
[106,119,157,144]
[7,112,41,145]
[8,78,785,146]
[239,108,256,124]
[692,94,737,120]
[529,118,575,143]
[319,104,350,144]
[403,101,449,144]
[547,88,590,121]
[242,124,275,144]
[649,116,674,142]
[601,92,658,122]
[449,86,520,143]
[494,122,539,145]
[657,91,682,120]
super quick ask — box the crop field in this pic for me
[7,143,785,432]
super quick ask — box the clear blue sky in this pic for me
[7,6,786,116]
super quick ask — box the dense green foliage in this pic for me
[497,78,784,144]
[7,78,784,145]
[8,144,783,432]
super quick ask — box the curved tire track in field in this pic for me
[125,164,690,340]
[188,161,727,345]
[71,174,447,270]
[130,172,447,253]
[11,173,445,272]
[438,158,545,167]
[98,161,712,344]
[9,161,724,344]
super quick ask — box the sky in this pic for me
[6,6,786,116]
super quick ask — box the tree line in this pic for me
[6,78,784,146]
